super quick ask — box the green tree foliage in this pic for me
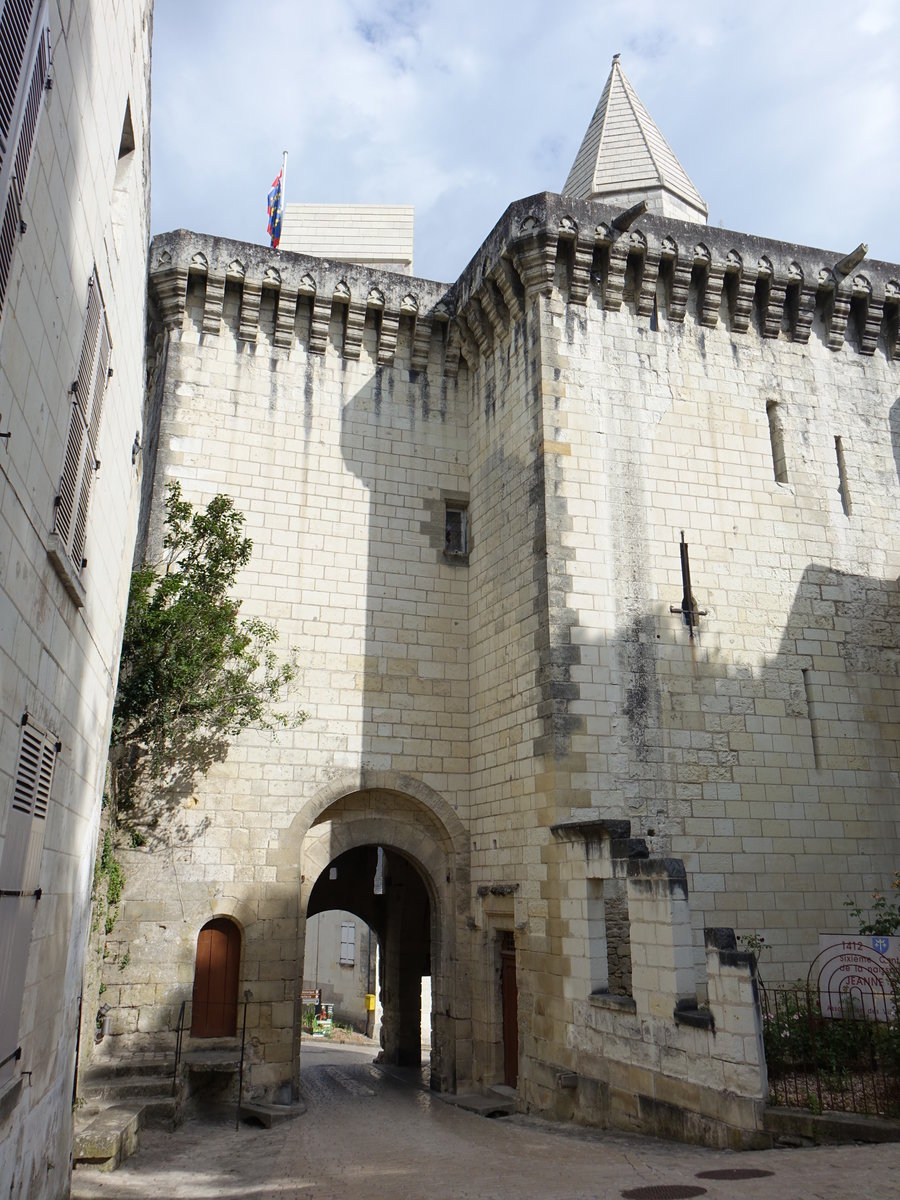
[109,483,301,821]
[845,872,900,937]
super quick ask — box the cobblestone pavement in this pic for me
[71,1042,900,1200]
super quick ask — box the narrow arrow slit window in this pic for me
[54,269,111,571]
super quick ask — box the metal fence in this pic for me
[760,970,900,1118]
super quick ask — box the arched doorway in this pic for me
[191,917,241,1037]
[306,845,431,1068]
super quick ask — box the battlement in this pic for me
[150,197,900,385]
[149,231,453,372]
[453,192,900,367]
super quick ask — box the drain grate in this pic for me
[621,1188,708,1200]
[695,1168,775,1181]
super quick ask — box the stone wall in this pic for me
[0,2,152,1196]
[107,187,900,1141]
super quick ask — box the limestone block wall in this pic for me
[0,2,152,1196]
[104,234,472,1093]
[448,192,900,1122]
[112,190,900,1143]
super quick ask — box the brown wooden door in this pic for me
[500,931,518,1087]
[191,918,240,1037]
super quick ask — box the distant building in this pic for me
[0,1,151,1195]
[280,203,414,274]
[106,56,899,1148]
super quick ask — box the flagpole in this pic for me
[280,150,287,248]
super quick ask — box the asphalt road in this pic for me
[70,1041,900,1200]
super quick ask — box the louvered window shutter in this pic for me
[55,270,111,569]
[0,718,55,1087]
[340,921,355,965]
[0,0,49,318]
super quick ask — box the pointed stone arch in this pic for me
[267,770,471,1095]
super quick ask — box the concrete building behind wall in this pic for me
[100,55,900,1149]
[279,203,415,274]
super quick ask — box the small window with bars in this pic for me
[53,269,111,573]
[339,921,355,966]
[0,0,51,320]
[444,504,468,559]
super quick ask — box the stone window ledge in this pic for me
[589,991,636,1014]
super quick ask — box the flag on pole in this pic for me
[267,163,285,249]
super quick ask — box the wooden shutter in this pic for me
[55,270,111,569]
[340,921,355,965]
[0,716,55,1087]
[0,0,49,316]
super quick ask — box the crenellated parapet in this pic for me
[450,192,900,371]
[148,231,453,371]
[150,198,900,385]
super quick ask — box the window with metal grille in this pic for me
[444,504,468,558]
[339,921,355,966]
[0,0,50,320]
[53,269,111,573]
[0,716,56,1089]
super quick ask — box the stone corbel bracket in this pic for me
[148,231,455,372]
[445,192,900,370]
[550,816,649,879]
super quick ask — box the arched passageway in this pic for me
[307,845,432,1067]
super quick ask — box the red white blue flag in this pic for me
[267,162,285,249]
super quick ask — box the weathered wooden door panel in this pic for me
[191,918,240,1037]
[500,931,518,1088]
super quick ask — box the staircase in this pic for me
[74,1054,183,1172]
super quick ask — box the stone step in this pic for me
[80,1075,175,1102]
[73,1103,143,1172]
[437,1091,517,1118]
[239,1100,304,1128]
[81,1055,172,1083]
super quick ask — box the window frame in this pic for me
[339,920,355,966]
[0,715,57,1090]
[0,0,51,321]
[48,268,112,603]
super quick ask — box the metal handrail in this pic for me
[172,1000,186,1096]
[236,992,250,1130]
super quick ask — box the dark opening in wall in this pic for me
[444,504,468,559]
[835,436,851,515]
[766,400,788,483]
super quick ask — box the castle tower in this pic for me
[563,54,708,224]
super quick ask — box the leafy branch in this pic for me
[109,483,303,827]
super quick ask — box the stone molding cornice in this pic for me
[150,200,900,382]
[148,232,453,372]
[451,192,900,370]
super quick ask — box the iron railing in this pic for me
[761,976,899,1118]
[172,999,186,1096]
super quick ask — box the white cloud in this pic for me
[150,0,900,279]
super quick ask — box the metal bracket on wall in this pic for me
[669,531,707,639]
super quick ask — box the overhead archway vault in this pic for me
[274,781,471,1095]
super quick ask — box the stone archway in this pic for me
[277,781,470,1096]
[307,844,431,1067]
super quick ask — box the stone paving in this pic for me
[70,1043,900,1200]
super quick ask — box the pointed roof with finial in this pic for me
[563,54,708,224]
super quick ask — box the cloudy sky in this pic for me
[151,0,900,283]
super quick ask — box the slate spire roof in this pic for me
[563,55,708,225]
